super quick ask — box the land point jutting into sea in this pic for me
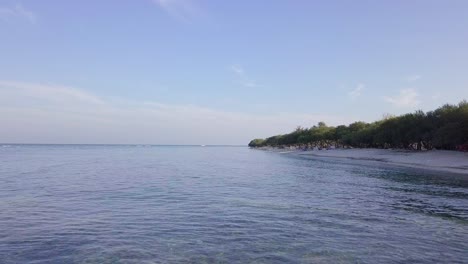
[249,100,468,152]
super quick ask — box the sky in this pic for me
[1,0,467,144]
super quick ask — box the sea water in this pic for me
[0,145,467,263]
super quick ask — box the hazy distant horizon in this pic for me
[1,1,467,144]
[1,143,246,146]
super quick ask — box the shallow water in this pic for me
[0,145,467,263]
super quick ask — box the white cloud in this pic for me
[152,0,203,22]
[407,74,422,82]
[0,81,349,144]
[348,83,365,100]
[384,88,420,108]
[230,64,262,88]
[0,4,36,24]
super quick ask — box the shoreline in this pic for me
[258,147,468,175]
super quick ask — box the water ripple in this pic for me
[0,145,467,263]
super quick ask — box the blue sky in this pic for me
[1,0,467,144]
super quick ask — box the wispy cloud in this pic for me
[384,88,420,108]
[0,81,104,106]
[431,92,441,101]
[348,83,365,100]
[0,81,348,144]
[407,74,422,82]
[0,4,36,24]
[230,64,262,88]
[231,64,244,75]
[152,0,203,22]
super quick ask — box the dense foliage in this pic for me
[249,101,468,150]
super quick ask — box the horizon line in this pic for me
[1,143,246,146]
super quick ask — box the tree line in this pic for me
[248,101,468,150]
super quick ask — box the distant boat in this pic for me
[201,145,206,147]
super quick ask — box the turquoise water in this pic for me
[0,145,467,263]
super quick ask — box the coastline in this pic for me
[259,147,468,175]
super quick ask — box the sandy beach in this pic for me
[272,148,468,175]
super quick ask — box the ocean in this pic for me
[0,145,467,263]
